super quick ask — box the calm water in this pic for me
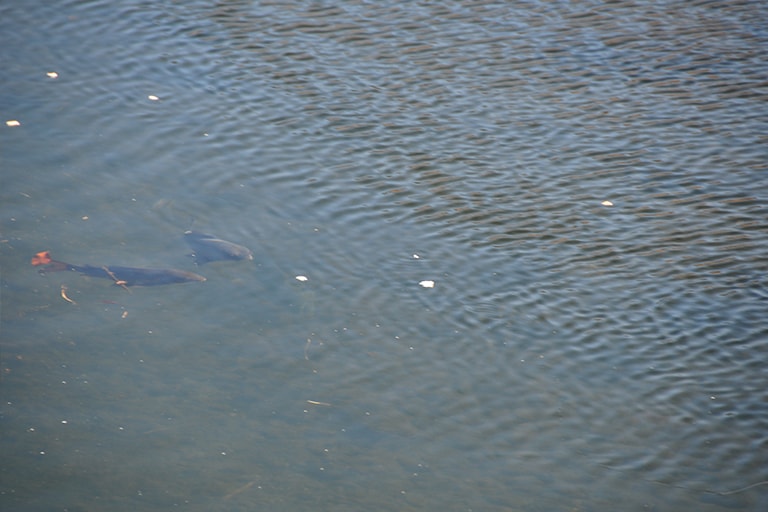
[2,1,767,511]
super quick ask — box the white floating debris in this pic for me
[419,280,435,288]
[295,275,309,282]
[601,200,614,206]
[412,254,420,259]
[46,71,58,78]
[148,95,160,101]
[6,120,21,127]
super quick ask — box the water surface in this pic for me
[2,1,767,511]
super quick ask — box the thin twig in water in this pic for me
[223,480,257,500]
[717,480,768,496]
[102,266,130,291]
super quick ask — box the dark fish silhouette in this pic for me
[31,251,206,286]
[183,231,253,265]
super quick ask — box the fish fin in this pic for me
[184,230,216,239]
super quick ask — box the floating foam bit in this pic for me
[295,275,309,282]
[6,120,21,127]
[46,71,58,78]
[601,200,614,206]
[148,95,160,101]
[419,280,435,288]
[412,254,420,259]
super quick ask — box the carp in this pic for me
[31,251,206,286]
[183,231,253,265]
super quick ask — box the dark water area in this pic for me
[2,1,767,511]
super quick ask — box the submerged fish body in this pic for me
[184,231,253,265]
[31,251,206,286]
[72,264,207,286]
[31,231,252,287]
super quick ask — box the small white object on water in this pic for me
[47,71,58,78]
[148,95,159,101]
[601,200,614,206]
[412,254,420,259]
[295,275,309,282]
[419,280,435,288]
[6,120,21,127]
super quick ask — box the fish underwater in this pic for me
[183,231,254,265]
[31,251,206,286]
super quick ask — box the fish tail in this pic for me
[31,251,74,272]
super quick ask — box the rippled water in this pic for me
[2,1,767,511]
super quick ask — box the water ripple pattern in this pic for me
[1,0,767,511]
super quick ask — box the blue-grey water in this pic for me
[2,1,767,511]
